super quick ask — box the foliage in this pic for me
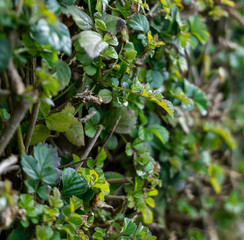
[0,0,244,239]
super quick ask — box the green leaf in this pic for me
[30,19,71,55]
[62,168,89,197]
[58,0,76,6]
[78,31,108,58]
[85,120,97,137]
[96,19,107,31]
[7,226,28,240]
[66,120,85,146]
[30,124,50,146]
[21,143,61,186]
[128,14,149,33]
[103,46,118,59]
[146,70,164,89]
[189,16,209,44]
[103,106,136,134]
[45,112,75,132]
[122,218,137,236]
[66,5,93,30]
[37,185,50,200]
[0,39,11,72]
[148,124,169,144]
[101,15,125,33]
[83,65,97,76]
[52,60,71,91]
[98,89,112,104]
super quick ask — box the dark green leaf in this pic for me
[189,16,209,44]
[30,19,71,55]
[83,65,97,76]
[58,0,76,6]
[103,106,136,134]
[52,60,71,90]
[103,46,118,59]
[0,39,11,72]
[98,89,112,103]
[122,218,137,236]
[146,70,164,89]
[148,125,169,144]
[128,14,149,33]
[62,168,89,196]
[66,5,93,30]
[21,143,61,186]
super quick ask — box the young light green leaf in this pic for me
[66,120,85,147]
[45,112,75,132]
[30,124,50,146]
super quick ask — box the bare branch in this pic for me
[0,155,18,175]
[7,59,25,95]
[75,125,103,171]
[24,99,40,153]
[94,116,121,162]
[0,94,37,156]
[107,177,132,184]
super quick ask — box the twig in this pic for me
[79,111,97,124]
[94,116,121,163]
[16,126,25,155]
[0,94,36,156]
[24,99,40,153]
[75,125,103,171]
[105,195,127,201]
[58,158,91,169]
[224,6,244,27]
[135,52,150,66]
[107,177,132,184]
[0,155,18,175]
[7,59,25,95]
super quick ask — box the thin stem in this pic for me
[98,56,102,81]
[24,99,40,153]
[53,80,79,101]
[105,195,127,201]
[58,158,91,169]
[94,116,121,163]
[75,125,103,171]
[16,126,25,155]
[103,42,124,80]
[87,0,94,25]
[107,177,132,184]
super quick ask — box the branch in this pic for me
[0,94,36,156]
[75,125,103,171]
[0,155,18,175]
[24,99,40,153]
[105,195,127,201]
[107,177,132,184]
[7,59,25,95]
[58,158,91,169]
[94,116,121,163]
[225,6,244,27]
